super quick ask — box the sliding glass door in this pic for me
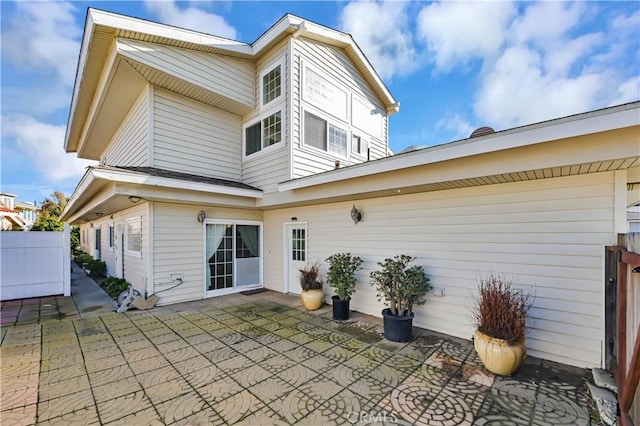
[205,221,261,296]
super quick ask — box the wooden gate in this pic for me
[605,233,640,425]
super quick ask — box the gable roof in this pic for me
[65,9,397,155]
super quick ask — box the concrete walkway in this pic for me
[1,289,595,425]
[0,263,113,328]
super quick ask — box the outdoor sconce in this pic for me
[84,218,90,222]
[350,204,362,225]
[291,217,297,221]
[95,212,103,217]
[128,196,142,204]
[197,210,206,223]
[90,223,94,228]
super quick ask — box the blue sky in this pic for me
[1,1,639,206]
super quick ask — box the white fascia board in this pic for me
[65,12,96,152]
[60,167,97,221]
[279,104,640,191]
[92,169,263,199]
[90,9,251,53]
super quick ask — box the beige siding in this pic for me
[80,203,150,293]
[264,172,617,367]
[291,37,388,179]
[242,40,290,192]
[118,38,254,107]
[101,86,149,166]
[152,88,243,181]
[152,203,262,305]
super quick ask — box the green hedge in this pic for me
[101,277,131,298]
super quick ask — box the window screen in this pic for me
[304,112,326,151]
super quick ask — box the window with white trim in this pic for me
[303,111,347,157]
[108,224,114,251]
[352,134,367,157]
[245,111,282,156]
[125,217,142,257]
[262,64,281,105]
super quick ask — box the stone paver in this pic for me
[1,291,596,425]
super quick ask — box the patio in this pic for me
[1,290,595,425]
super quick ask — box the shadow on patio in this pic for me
[1,291,596,425]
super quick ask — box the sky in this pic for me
[1,0,639,206]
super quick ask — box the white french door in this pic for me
[205,221,262,297]
[285,223,307,295]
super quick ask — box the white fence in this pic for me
[0,225,70,300]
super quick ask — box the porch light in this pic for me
[197,210,206,223]
[350,205,362,225]
[128,196,142,204]
[95,212,103,217]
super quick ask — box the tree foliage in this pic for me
[31,192,68,231]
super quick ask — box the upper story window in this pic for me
[245,111,282,156]
[352,134,367,157]
[262,65,281,105]
[304,111,348,158]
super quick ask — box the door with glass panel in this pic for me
[286,223,307,295]
[205,222,261,296]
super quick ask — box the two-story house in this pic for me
[62,9,639,368]
[0,193,26,230]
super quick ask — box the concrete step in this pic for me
[587,382,617,426]
[592,368,618,394]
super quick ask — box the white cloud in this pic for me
[416,1,516,71]
[609,76,640,106]
[144,0,237,39]
[3,115,95,182]
[510,2,584,46]
[473,46,607,127]
[435,113,475,141]
[339,1,419,80]
[2,1,80,88]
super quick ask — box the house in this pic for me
[0,193,26,230]
[15,200,38,230]
[61,9,640,368]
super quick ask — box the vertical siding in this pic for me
[264,172,617,367]
[291,38,388,178]
[242,40,290,192]
[152,203,262,305]
[152,88,243,181]
[102,86,149,167]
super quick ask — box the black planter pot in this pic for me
[382,308,414,342]
[332,296,350,320]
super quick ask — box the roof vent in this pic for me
[470,126,495,138]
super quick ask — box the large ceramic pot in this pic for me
[332,296,350,321]
[382,308,414,342]
[473,330,526,376]
[301,289,324,311]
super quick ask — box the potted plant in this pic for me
[471,272,532,375]
[370,255,431,342]
[299,261,324,311]
[326,253,363,320]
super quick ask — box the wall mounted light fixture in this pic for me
[350,204,362,225]
[128,196,142,204]
[197,210,206,223]
[95,212,104,217]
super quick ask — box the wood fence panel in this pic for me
[0,226,70,300]
[626,233,640,425]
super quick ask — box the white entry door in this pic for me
[114,225,123,279]
[285,223,307,295]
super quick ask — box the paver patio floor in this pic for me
[1,291,595,425]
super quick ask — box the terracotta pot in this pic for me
[474,330,526,376]
[301,289,324,311]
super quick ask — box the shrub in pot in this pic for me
[326,253,363,320]
[370,255,431,342]
[471,273,532,375]
[299,261,324,311]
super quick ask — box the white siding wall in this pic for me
[242,40,290,192]
[152,203,262,305]
[102,86,149,166]
[82,203,150,294]
[264,172,617,367]
[291,38,388,178]
[118,38,254,108]
[152,88,243,181]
